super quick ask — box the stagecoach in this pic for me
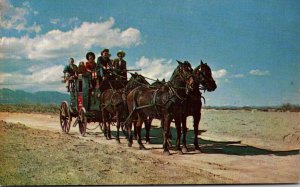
[59,60,216,154]
[59,72,102,136]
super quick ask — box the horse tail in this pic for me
[201,95,206,105]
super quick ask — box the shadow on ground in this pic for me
[105,125,300,156]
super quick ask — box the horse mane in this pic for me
[169,66,180,82]
[194,62,211,73]
[126,73,150,91]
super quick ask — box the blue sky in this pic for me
[0,0,299,106]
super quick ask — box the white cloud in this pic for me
[0,0,41,33]
[0,17,142,60]
[249,69,270,76]
[212,69,227,79]
[233,74,244,78]
[0,65,66,92]
[50,18,60,25]
[68,17,79,25]
[134,56,175,81]
[0,65,63,84]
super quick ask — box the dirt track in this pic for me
[0,110,299,185]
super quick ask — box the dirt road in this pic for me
[0,111,299,184]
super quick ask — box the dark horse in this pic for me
[100,72,149,142]
[181,60,217,152]
[125,61,194,155]
[132,78,166,144]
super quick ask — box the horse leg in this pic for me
[108,121,112,139]
[174,116,183,155]
[116,113,121,144]
[102,110,108,140]
[126,118,133,147]
[137,114,146,150]
[162,116,171,155]
[133,120,137,140]
[182,115,188,153]
[99,121,104,132]
[160,120,172,147]
[193,113,201,152]
[145,117,151,144]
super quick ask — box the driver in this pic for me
[96,48,113,81]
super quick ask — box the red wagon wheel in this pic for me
[59,101,71,134]
[78,108,87,136]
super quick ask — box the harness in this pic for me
[100,89,124,111]
[152,89,161,118]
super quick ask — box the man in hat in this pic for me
[96,48,112,81]
[63,57,78,92]
[112,50,127,82]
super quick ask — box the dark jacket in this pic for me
[112,58,127,80]
[63,64,78,76]
[96,56,112,77]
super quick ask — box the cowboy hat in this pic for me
[101,48,109,55]
[117,50,126,57]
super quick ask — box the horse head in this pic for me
[151,78,166,88]
[169,60,195,95]
[194,60,217,92]
[126,72,150,91]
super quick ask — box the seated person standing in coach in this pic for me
[85,52,97,89]
[63,57,78,92]
[96,48,112,81]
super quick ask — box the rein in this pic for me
[167,83,185,101]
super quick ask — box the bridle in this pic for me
[196,65,212,91]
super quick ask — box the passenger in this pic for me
[63,57,78,92]
[85,52,97,89]
[112,50,127,81]
[85,52,96,72]
[77,61,87,75]
[96,48,112,81]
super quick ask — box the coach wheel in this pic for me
[60,101,71,134]
[78,108,87,136]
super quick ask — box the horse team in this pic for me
[97,59,217,155]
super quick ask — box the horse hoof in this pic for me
[177,150,183,155]
[128,142,132,147]
[139,145,146,150]
[116,139,121,144]
[195,147,202,153]
[163,151,170,156]
[146,141,151,145]
[182,147,188,153]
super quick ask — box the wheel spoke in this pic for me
[59,102,71,134]
[78,108,87,136]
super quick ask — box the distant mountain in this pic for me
[0,88,69,104]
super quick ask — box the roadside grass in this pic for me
[204,103,300,112]
[0,102,299,115]
[0,104,59,114]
